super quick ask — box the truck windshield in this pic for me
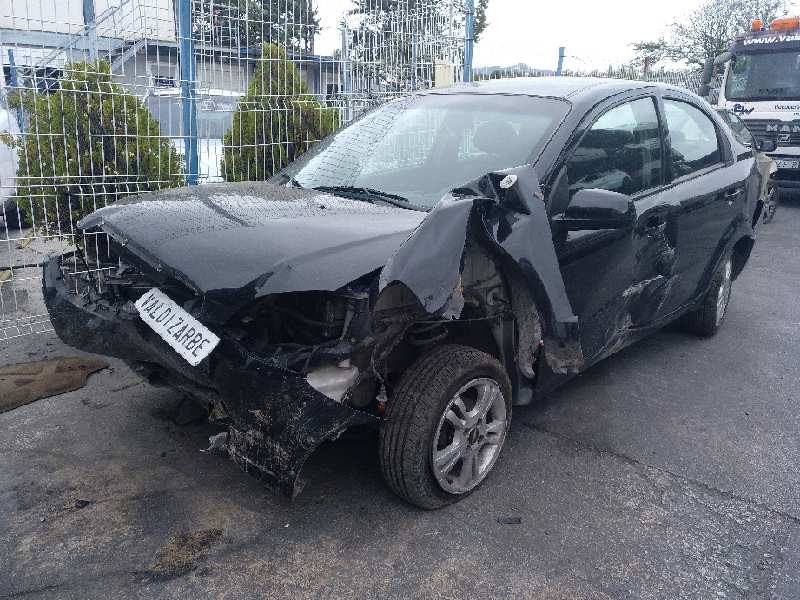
[725,51,800,101]
[278,94,569,209]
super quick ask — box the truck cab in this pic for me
[712,17,800,196]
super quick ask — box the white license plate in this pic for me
[776,159,800,170]
[134,288,220,366]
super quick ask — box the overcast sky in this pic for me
[316,0,800,70]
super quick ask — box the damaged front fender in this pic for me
[378,166,584,375]
[214,352,376,498]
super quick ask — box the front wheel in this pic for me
[379,344,512,509]
[682,254,733,337]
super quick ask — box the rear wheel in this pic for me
[762,185,778,224]
[379,344,512,509]
[683,254,733,337]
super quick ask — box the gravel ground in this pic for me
[2,202,800,599]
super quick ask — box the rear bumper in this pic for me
[42,253,375,497]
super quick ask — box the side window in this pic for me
[663,100,722,178]
[567,97,662,197]
[717,109,755,147]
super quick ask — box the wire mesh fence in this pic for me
[0,0,469,342]
[474,63,723,97]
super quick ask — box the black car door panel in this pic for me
[553,95,678,363]
[656,98,743,314]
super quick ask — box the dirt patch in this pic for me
[0,357,108,413]
[144,529,224,582]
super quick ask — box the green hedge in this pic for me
[8,60,184,233]
[221,43,339,182]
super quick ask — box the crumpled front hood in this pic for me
[79,182,425,297]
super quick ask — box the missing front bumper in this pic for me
[42,252,377,498]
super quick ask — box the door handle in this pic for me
[720,187,743,202]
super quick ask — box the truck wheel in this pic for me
[683,254,733,337]
[762,185,777,224]
[379,344,512,509]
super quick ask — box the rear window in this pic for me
[664,100,722,177]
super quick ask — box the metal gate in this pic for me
[0,0,470,342]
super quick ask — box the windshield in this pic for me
[725,51,800,101]
[277,94,569,209]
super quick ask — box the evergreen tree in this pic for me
[7,60,184,233]
[221,43,338,182]
[193,0,319,52]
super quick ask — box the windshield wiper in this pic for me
[312,185,427,211]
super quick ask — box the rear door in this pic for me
[656,96,743,314]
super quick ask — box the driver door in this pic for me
[550,95,677,364]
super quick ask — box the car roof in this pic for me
[426,76,688,102]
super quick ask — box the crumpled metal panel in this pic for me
[214,356,376,497]
[379,166,584,374]
[78,182,425,307]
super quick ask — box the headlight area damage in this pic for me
[42,170,583,498]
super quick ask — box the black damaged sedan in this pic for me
[44,78,763,508]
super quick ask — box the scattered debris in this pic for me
[496,516,522,525]
[143,529,223,582]
[0,357,109,414]
[201,432,228,453]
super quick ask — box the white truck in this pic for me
[702,16,800,205]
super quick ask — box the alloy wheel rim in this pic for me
[716,258,733,326]
[431,378,508,494]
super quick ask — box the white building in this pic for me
[0,0,341,97]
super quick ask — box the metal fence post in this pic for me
[463,0,474,83]
[83,0,97,61]
[556,46,565,76]
[6,49,24,133]
[178,0,199,185]
[340,21,352,123]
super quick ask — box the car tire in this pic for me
[379,344,512,509]
[682,254,734,337]
[762,185,778,224]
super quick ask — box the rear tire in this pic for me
[379,344,512,509]
[762,185,778,224]
[682,253,733,337]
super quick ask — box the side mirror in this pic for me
[757,139,778,153]
[554,188,635,230]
